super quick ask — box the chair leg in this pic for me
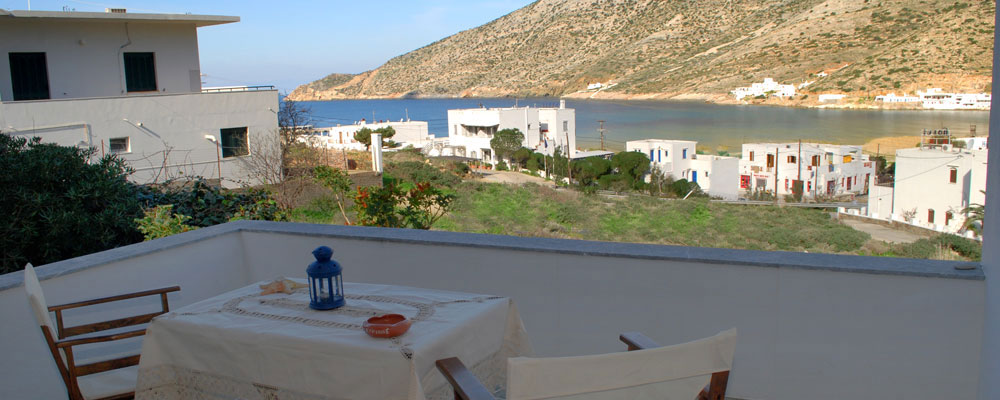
[698,371,729,400]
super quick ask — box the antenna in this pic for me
[598,120,606,151]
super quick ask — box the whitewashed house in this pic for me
[731,78,796,100]
[445,100,575,162]
[917,88,991,110]
[307,120,433,151]
[875,93,920,103]
[0,9,278,188]
[866,145,987,235]
[740,142,875,197]
[625,139,740,200]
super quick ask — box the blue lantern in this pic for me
[306,246,345,310]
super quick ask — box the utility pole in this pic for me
[797,139,802,203]
[774,146,780,204]
[565,131,573,182]
[598,120,606,151]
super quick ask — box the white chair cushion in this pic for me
[77,365,138,400]
[23,263,55,329]
[506,328,737,400]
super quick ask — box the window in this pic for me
[949,168,957,183]
[109,137,130,153]
[927,209,935,224]
[843,155,853,163]
[766,154,774,168]
[9,52,50,100]
[945,211,953,226]
[787,155,796,163]
[811,155,820,166]
[682,149,688,159]
[749,151,754,161]
[220,127,249,158]
[124,52,157,92]
[563,121,568,132]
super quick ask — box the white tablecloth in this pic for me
[135,281,532,400]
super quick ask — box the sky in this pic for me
[3,0,534,92]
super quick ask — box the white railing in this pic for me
[201,85,276,93]
[0,221,985,400]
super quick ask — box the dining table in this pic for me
[134,279,532,400]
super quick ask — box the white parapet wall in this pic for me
[0,221,986,400]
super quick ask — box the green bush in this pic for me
[932,234,982,260]
[384,161,462,187]
[496,160,509,171]
[135,205,196,241]
[0,136,144,273]
[138,179,284,227]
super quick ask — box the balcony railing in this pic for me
[0,221,985,400]
[201,85,277,93]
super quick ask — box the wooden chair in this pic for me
[23,263,180,400]
[436,328,736,400]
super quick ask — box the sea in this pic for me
[298,98,990,153]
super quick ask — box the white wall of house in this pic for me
[1,90,278,188]
[447,104,576,162]
[308,120,432,150]
[0,11,272,188]
[740,143,874,197]
[0,12,231,101]
[884,147,988,232]
[866,178,895,220]
[626,139,739,199]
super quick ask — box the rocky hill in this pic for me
[287,0,995,102]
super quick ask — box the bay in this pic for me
[299,98,990,153]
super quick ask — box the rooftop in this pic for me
[0,9,239,27]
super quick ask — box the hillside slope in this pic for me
[288,0,994,101]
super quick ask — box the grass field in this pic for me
[434,182,871,254]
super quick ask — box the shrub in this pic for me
[384,161,461,187]
[135,205,196,241]
[138,179,284,227]
[932,234,981,260]
[354,181,455,229]
[0,136,144,273]
[496,160,509,171]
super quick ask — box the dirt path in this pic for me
[839,218,926,244]
[476,170,555,187]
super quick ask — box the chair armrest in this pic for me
[619,331,661,351]
[435,357,496,400]
[55,328,146,348]
[48,286,180,311]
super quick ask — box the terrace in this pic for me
[0,220,992,399]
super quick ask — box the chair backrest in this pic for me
[23,263,55,330]
[506,328,737,400]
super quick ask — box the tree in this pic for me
[355,126,396,150]
[611,151,651,190]
[490,128,524,163]
[511,147,533,169]
[314,166,353,224]
[243,97,322,209]
[571,157,611,187]
[0,135,144,273]
[963,191,986,235]
[278,97,312,158]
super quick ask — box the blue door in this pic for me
[692,170,698,183]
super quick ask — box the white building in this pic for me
[874,93,920,103]
[306,120,433,151]
[740,143,875,197]
[445,100,575,162]
[0,9,277,188]
[866,146,987,235]
[917,88,991,110]
[818,94,846,103]
[731,78,796,100]
[625,139,740,200]
[955,136,988,151]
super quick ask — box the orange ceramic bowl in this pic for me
[363,314,411,338]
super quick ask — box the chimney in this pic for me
[560,99,566,109]
[105,8,126,13]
